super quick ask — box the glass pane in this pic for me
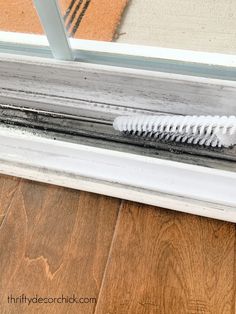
[0,0,43,34]
[59,0,236,54]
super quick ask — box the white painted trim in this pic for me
[0,125,235,222]
[1,50,236,87]
[0,32,49,47]
[0,31,236,67]
[33,0,73,60]
[1,162,235,223]
[70,39,236,68]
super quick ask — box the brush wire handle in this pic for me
[113,115,236,148]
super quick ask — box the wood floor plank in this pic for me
[95,202,236,314]
[0,175,20,226]
[0,176,121,314]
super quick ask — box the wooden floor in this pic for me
[0,174,235,314]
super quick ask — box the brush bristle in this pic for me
[113,115,236,148]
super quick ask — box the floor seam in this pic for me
[93,199,124,314]
[0,178,21,229]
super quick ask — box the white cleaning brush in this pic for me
[113,115,236,148]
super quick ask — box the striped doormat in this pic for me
[0,0,128,41]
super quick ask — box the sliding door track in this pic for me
[0,104,236,172]
[0,54,236,221]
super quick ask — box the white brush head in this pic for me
[113,115,236,148]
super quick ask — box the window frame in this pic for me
[1,30,236,80]
[0,52,236,222]
[0,1,236,221]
